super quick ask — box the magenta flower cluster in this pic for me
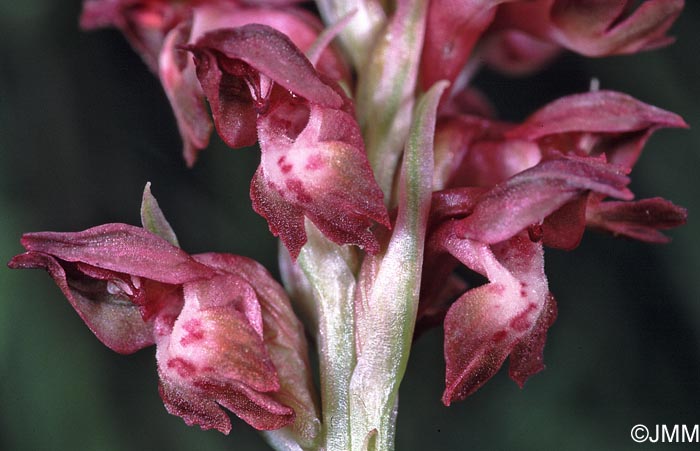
[9,1,688,449]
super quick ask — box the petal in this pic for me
[191,24,342,107]
[434,115,542,189]
[428,188,486,226]
[159,377,294,434]
[191,3,349,82]
[504,91,686,173]
[255,98,389,257]
[187,40,258,148]
[158,378,233,434]
[213,381,295,431]
[187,24,343,149]
[549,0,685,56]
[480,30,561,75]
[454,139,542,188]
[508,292,557,387]
[170,274,276,391]
[433,116,494,190]
[506,90,687,141]
[456,156,633,244]
[586,197,687,242]
[442,233,552,404]
[493,0,684,57]
[420,0,511,89]
[81,0,187,71]
[196,253,321,446]
[158,21,213,167]
[8,251,153,354]
[540,194,589,250]
[20,224,215,284]
[250,166,307,259]
[156,266,299,434]
[418,189,485,332]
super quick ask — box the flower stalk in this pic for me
[348,80,447,451]
[297,223,358,451]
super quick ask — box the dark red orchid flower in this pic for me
[482,0,684,74]
[82,0,349,166]
[81,0,188,70]
[187,24,390,258]
[7,218,318,436]
[417,155,632,404]
[424,90,688,328]
[439,231,557,404]
[434,90,688,248]
[420,1,683,86]
[418,87,688,405]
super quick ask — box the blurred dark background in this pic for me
[1,1,698,450]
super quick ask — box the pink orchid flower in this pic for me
[187,24,390,258]
[482,0,684,73]
[82,0,348,166]
[7,199,318,438]
[419,89,687,403]
[435,90,688,248]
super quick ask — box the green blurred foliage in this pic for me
[1,1,698,450]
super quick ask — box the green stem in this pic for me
[348,82,447,451]
[356,0,428,204]
[298,223,357,451]
[314,0,386,69]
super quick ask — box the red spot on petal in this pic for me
[509,303,537,332]
[305,154,324,171]
[285,179,312,203]
[168,358,196,378]
[277,156,292,174]
[180,319,205,346]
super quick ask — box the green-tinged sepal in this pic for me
[140,182,180,247]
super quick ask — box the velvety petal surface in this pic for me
[196,253,321,446]
[190,3,349,82]
[492,0,684,57]
[255,98,389,258]
[507,90,687,141]
[586,197,687,243]
[20,224,215,284]
[442,233,553,404]
[549,0,685,56]
[159,21,213,167]
[187,24,342,148]
[8,251,154,354]
[155,271,294,434]
[420,0,513,89]
[456,156,633,244]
